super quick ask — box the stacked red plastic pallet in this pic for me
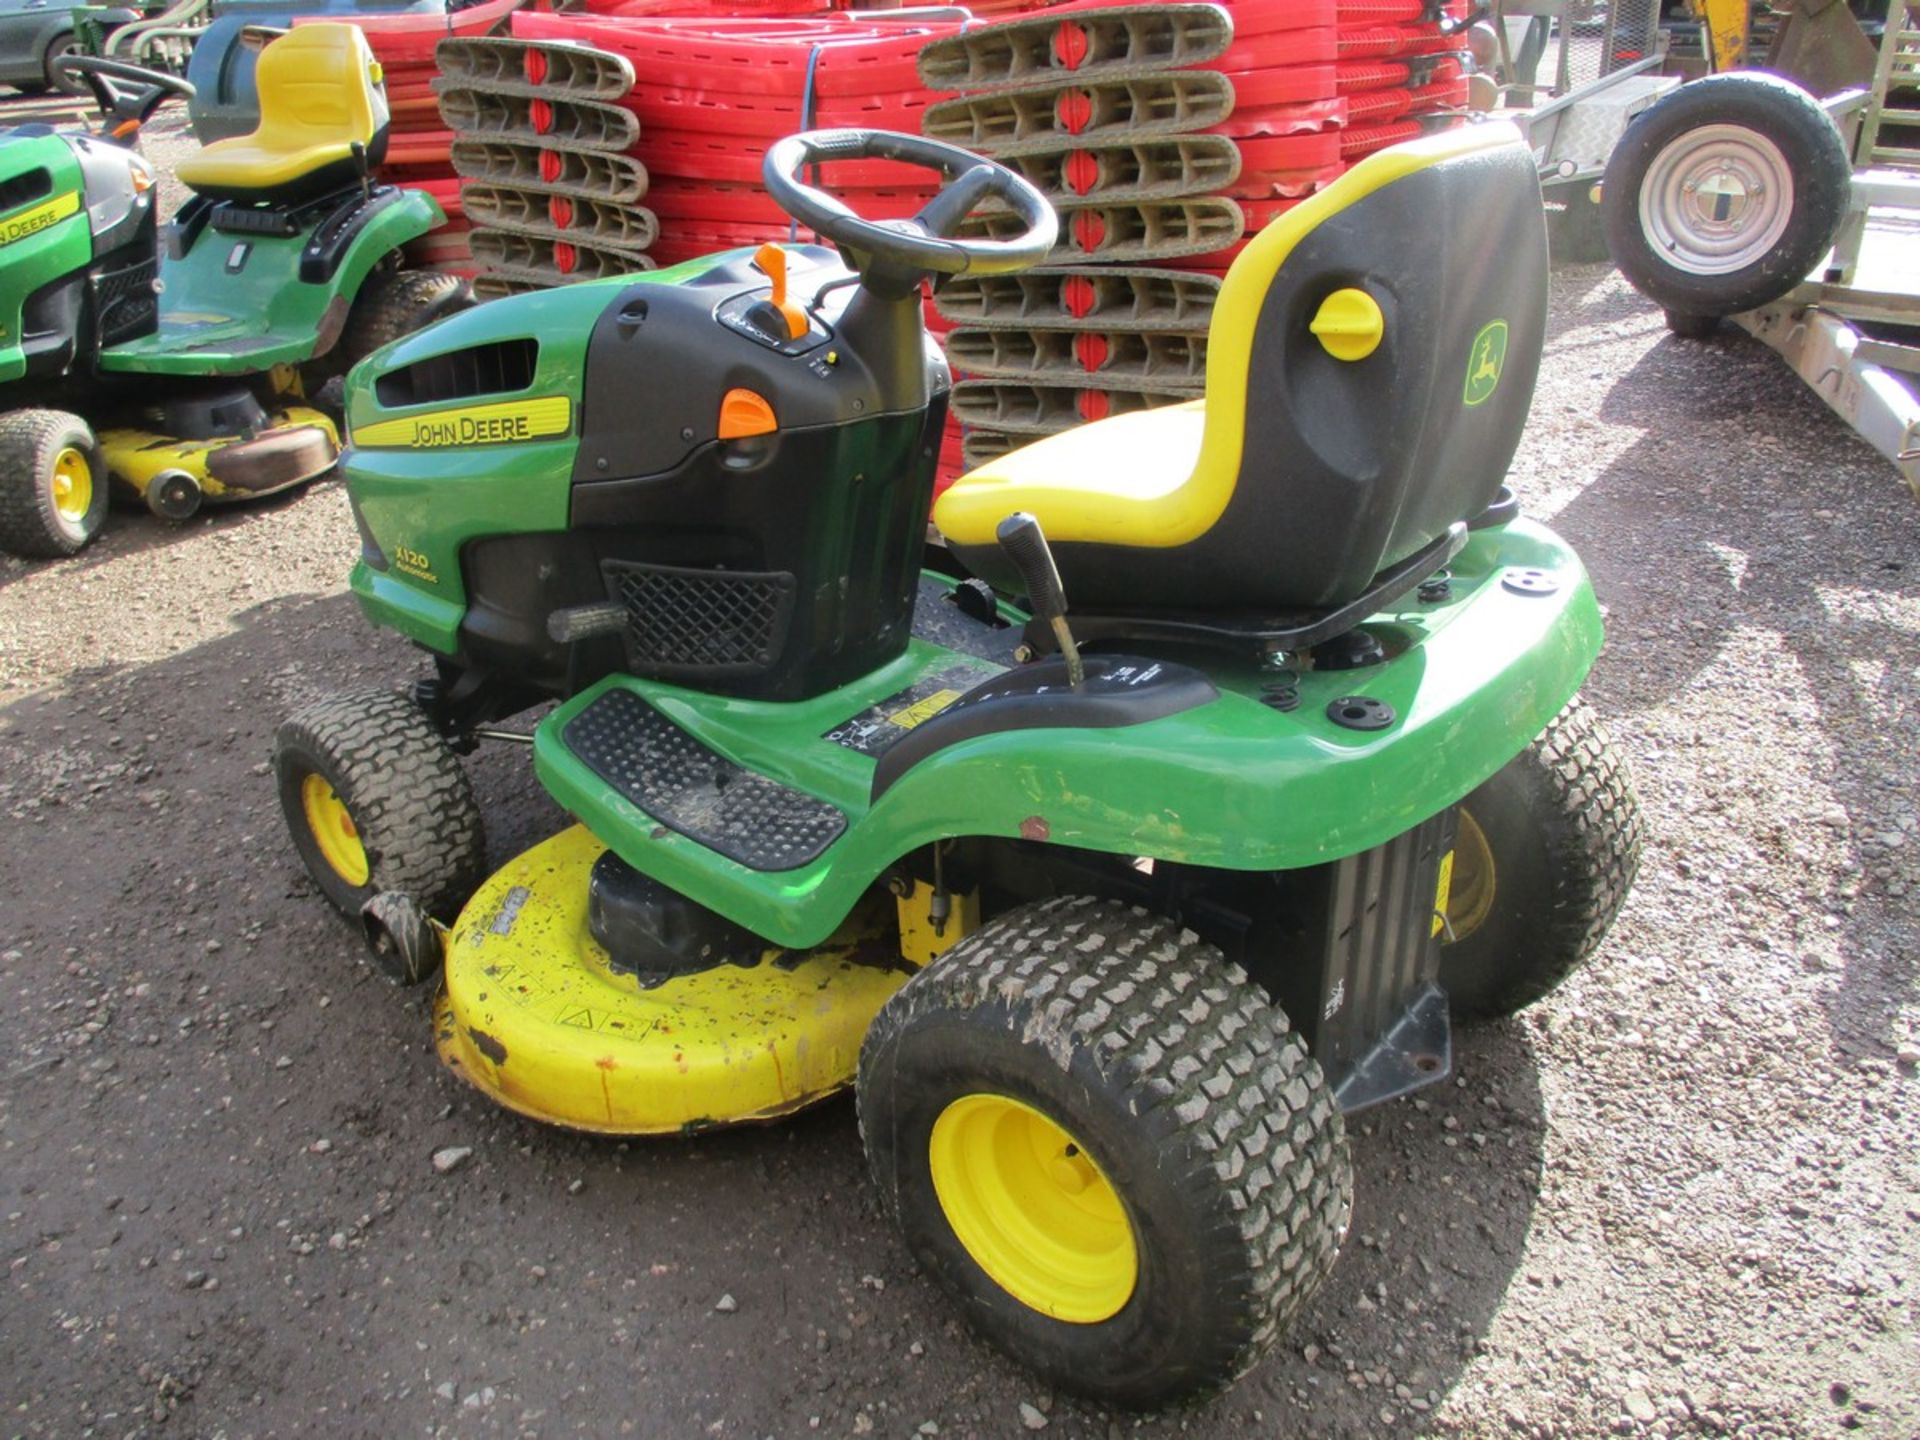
[437,33,661,294]
[918,0,1467,476]
[296,0,522,278]
[507,9,966,271]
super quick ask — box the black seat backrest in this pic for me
[1201,123,1548,609]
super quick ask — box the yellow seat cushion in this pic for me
[175,24,384,200]
[934,401,1210,550]
[176,137,358,195]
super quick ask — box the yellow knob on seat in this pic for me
[1309,287,1385,362]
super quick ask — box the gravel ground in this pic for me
[3,101,1918,1440]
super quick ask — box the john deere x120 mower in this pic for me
[275,123,1643,1405]
[0,23,467,559]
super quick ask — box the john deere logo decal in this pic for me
[1463,320,1509,407]
[352,395,572,450]
[0,191,80,247]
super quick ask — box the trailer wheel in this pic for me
[1440,698,1643,1020]
[0,409,108,558]
[273,689,486,927]
[1602,73,1849,319]
[858,896,1350,1408]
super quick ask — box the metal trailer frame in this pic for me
[1729,14,1920,498]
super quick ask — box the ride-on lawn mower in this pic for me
[0,23,466,559]
[275,122,1644,1405]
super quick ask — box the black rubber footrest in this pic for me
[564,689,846,872]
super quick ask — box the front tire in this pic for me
[1602,73,1849,318]
[858,896,1350,1408]
[1439,698,1643,1019]
[0,409,108,558]
[273,689,487,926]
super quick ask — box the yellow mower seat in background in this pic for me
[175,24,390,204]
[934,121,1550,612]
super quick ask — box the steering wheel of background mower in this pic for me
[58,55,196,137]
[763,129,1056,287]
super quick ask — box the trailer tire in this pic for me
[1440,698,1643,1020]
[1602,72,1849,318]
[859,896,1350,1408]
[273,689,486,925]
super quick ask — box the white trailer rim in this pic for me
[1638,123,1795,276]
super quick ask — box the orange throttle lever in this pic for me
[751,243,810,342]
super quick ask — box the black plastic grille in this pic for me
[91,253,158,348]
[374,337,538,408]
[604,560,797,678]
[0,166,52,216]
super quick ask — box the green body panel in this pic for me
[345,250,755,653]
[533,517,1603,949]
[96,190,444,376]
[0,135,91,386]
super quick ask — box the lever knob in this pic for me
[995,511,1067,621]
[996,512,1083,687]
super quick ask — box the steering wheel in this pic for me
[763,130,1056,289]
[57,54,196,137]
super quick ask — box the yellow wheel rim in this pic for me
[1445,808,1497,942]
[301,772,370,887]
[49,446,92,525]
[928,1093,1138,1324]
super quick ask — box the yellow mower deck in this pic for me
[434,826,914,1134]
[99,405,339,505]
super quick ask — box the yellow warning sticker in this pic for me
[887,688,962,731]
[353,395,572,450]
[1432,849,1456,936]
[0,191,81,248]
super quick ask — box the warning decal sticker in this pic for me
[823,660,1002,758]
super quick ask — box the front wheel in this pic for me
[273,689,487,929]
[1438,698,1644,1019]
[858,896,1350,1408]
[0,409,108,559]
[1601,73,1850,319]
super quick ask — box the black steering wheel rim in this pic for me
[58,53,196,124]
[762,128,1056,278]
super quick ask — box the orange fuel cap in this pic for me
[753,243,810,341]
[718,388,777,440]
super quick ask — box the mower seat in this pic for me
[934,123,1549,613]
[174,24,390,206]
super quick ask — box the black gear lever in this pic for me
[996,512,1084,689]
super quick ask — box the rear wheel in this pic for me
[0,409,108,558]
[858,896,1350,1407]
[273,689,486,927]
[1439,698,1643,1019]
[343,269,471,370]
